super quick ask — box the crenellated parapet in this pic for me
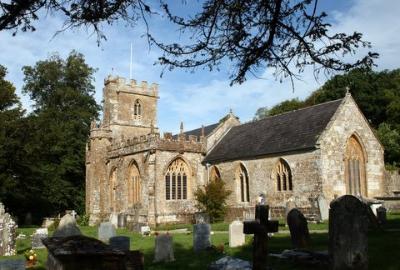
[106,132,206,159]
[104,75,159,98]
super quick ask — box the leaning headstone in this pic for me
[32,228,48,249]
[109,213,118,228]
[109,236,130,251]
[0,203,17,256]
[287,208,310,249]
[98,222,116,243]
[52,213,81,238]
[317,195,329,221]
[140,225,151,236]
[229,220,245,248]
[153,234,175,262]
[193,223,211,252]
[194,212,210,224]
[376,206,387,225]
[329,195,369,270]
[285,199,296,219]
[0,259,25,270]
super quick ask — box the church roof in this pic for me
[204,99,343,163]
[173,122,219,139]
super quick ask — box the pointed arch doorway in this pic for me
[345,135,367,197]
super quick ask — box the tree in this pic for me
[22,51,100,217]
[194,179,232,223]
[1,1,377,85]
[254,98,304,119]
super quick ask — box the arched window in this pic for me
[109,168,117,212]
[236,164,249,202]
[345,135,367,196]
[165,158,189,200]
[274,159,292,191]
[128,162,141,205]
[134,99,142,117]
[209,166,221,182]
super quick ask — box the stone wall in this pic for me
[384,170,400,196]
[318,95,385,201]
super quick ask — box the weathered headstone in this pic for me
[285,199,296,219]
[287,208,310,249]
[229,220,245,248]
[0,259,25,270]
[98,222,116,242]
[109,213,118,228]
[208,256,251,270]
[329,195,369,270]
[140,225,151,236]
[0,203,17,256]
[243,205,279,270]
[52,213,81,238]
[153,234,175,262]
[193,223,211,252]
[32,228,48,249]
[194,212,210,224]
[376,206,387,225]
[109,236,130,251]
[117,213,127,228]
[317,195,329,221]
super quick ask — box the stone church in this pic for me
[85,75,385,226]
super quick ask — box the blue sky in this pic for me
[1,0,399,133]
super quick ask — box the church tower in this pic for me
[102,75,159,138]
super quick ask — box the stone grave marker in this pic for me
[52,213,81,238]
[194,212,210,224]
[243,205,279,270]
[0,259,25,270]
[109,236,130,251]
[229,220,245,248]
[0,203,17,256]
[140,225,151,236]
[153,233,175,262]
[376,206,387,225]
[117,213,127,228]
[317,195,329,221]
[32,228,48,249]
[285,199,296,219]
[329,195,369,270]
[98,222,116,243]
[287,208,310,249]
[109,212,118,228]
[193,223,211,252]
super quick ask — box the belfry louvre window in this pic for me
[134,99,142,117]
[165,158,189,200]
[275,159,292,191]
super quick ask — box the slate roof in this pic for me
[173,123,219,139]
[204,99,343,163]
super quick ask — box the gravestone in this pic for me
[0,203,17,256]
[52,213,81,238]
[109,213,118,228]
[317,195,329,221]
[193,223,211,252]
[229,220,245,248]
[140,225,151,236]
[0,259,25,270]
[194,212,210,224]
[376,206,387,225]
[153,234,175,262]
[98,222,116,243]
[329,195,369,270]
[285,199,296,219]
[32,228,48,249]
[287,208,310,249]
[109,236,130,251]
[117,213,127,228]
[243,205,279,270]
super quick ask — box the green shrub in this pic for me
[77,214,90,226]
[194,180,232,223]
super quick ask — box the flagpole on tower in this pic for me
[129,42,133,80]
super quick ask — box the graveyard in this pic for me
[0,210,398,269]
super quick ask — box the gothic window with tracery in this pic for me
[236,164,249,202]
[165,158,189,200]
[275,159,292,191]
[134,99,142,118]
[209,166,221,182]
[345,135,367,196]
[110,168,117,212]
[128,162,141,205]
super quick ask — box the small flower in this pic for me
[29,255,34,260]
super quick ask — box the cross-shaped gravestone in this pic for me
[243,205,279,270]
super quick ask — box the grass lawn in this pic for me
[4,212,400,270]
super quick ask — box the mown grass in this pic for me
[3,212,400,270]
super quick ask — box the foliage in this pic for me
[77,214,90,226]
[194,180,232,223]
[1,1,376,85]
[253,68,400,167]
[254,98,303,119]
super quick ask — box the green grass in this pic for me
[4,212,400,269]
